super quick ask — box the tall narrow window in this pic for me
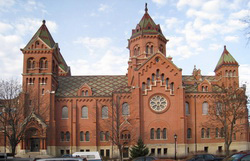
[85,90,88,96]
[62,106,68,119]
[166,78,169,88]
[220,127,224,137]
[162,128,167,139]
[122,103,129,116]
[156,128,161,139]
[86,131,90,141]
[161,74,164,82]
[150,45,153,54]
[216,128,219,138]
[82,106,88,118]
[66,131,70,141]
[206,128,210,138]
[80,131,84,141]
[100,131,104,141]
[146,45,149,54]
[185,102,190,115]
[152,74,155,83]
[170,82,174,94]
[201,128,205,138]
[150,128,154,139]
[147,78,150,87]
[142,82,145,91]
[105,131,110,141]
[187,128,191,139]
[156,69,160,78]
[82,90,85,96]
[102,106,108,119]
[202,102,208,115]
[60,132,64,141]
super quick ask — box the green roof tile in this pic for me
[214,46,238,71]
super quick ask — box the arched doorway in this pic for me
[26,128,40,152]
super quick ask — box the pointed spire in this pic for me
[214,45,238,72]
[24,19,55,49]
[145,3,148,13]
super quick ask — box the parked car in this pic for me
[223,151,250,161]
[132,156,158,161]
[37,158,83,161]
[72,152,101,161]
[62,154,72,158]
[186,154,223,161]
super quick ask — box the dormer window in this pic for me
[85,90,88,96]
[82,90,85,96]
[78,84,92,96]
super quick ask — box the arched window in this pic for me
[233,70,236,76]
[27,58,35,69]
[80,131,84,141]
[86,131,90,141]
[150,128,154,139]
[100,131,104,141]
[62,106,68,119]
[206,128,210,138]
[150,45,153,54]
[202,86,205,92]
[105,131,110,141]
[162,128,167,139]
[122,103,129,116]
[152,74,155,82]
[82,106,88,118]
[156,128,161,139]
[60,132,64,141]
[187,128,191,139]
[166,78,169,88]
[102,106,108,119]
[45,60,48,68]
[205,86,208,92]
[134,48,137,56]
[225,70,228,77]
[85,90,88,96]
[142,82,145,91]
[170,82,174,94]
[146,45,149,54]
[161,74,164,82]
[66,131,70,141]
[202,102,208,115]
[156,69,160,78]
[39,57,47,69]
[185,102,190,115]
[229,70,232,77]
[82,90,85,96]
[201,128,205,138]
[147,78,150,87]
[216,128,219,138]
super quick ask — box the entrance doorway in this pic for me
[30,138,40,152]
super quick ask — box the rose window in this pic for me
[150,95,167,112]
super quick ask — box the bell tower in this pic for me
[127,4,168,85]
[214,45,239,88]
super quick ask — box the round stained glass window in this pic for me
[149,95,167,112]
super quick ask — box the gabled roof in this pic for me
[56,75,130,97]
[214,46,238,72]
[130,4,165,39]
[25,20,55,49]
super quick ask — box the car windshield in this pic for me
[227,154,245,161]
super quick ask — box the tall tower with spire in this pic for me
[127,3,168,85]
[214,45,239,88]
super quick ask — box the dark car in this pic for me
[223,151,250,161]
[186,154,223,161]
[132,156,158,161]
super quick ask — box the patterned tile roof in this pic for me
[214,45,238,71]
[184,84,223,93]
[25,20,55,49]
[182,75,216,82]
[56,75,130,97]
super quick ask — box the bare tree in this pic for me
[99,93,138,161]
[242,14,250,44]
[204,87,248,156]
[0,79,49,156]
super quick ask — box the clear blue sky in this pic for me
[0,0,249,91]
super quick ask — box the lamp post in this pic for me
[174,134,177,160]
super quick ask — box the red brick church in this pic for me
[1,5,249,158]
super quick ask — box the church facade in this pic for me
[0,5,249,158]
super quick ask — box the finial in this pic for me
[194,65,196,69]
[145,3,148,13]
[224,45,226,50]
[42,20,46,25]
